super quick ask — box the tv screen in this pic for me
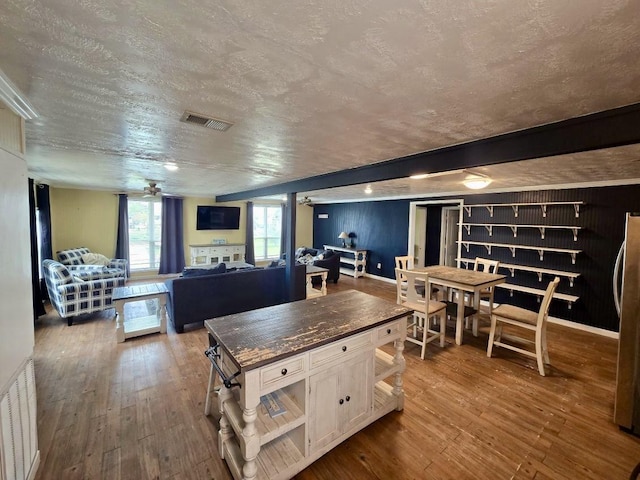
[196,206,241,230]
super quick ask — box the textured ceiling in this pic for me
[1,0,640,202]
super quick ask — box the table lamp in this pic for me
[338,231,349,247]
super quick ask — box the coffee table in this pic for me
[306,265,328,298]
[113,282,168,343]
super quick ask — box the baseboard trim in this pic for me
[27,450,40,480]
[362,273,619,339]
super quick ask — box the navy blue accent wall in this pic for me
[312,201,409,279]
[313,184,640,332]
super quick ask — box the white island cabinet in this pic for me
[204,290,411,480]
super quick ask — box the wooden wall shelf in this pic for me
[458,241,581,264]
[457,258,580,287]
[463,201,584,218]
[496,283,579,309]
[462,223,581,241]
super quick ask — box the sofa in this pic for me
[57,247,128,280]
[165,263,307,333]
[43,259,126,326]
[291,247,341,284]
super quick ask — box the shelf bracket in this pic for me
[571,252,577,264]
[536,272,543,282]
[508,288,514,298]
[484,225,493,236]
[509,225,518,238]
[511,205,519,217]
[462,242,470,252]
[463,224,471,235]
[569,277,575,287]
[508,246,516,257]
[464,205,472,217]
[537,249,545,261]
[537,227,546,239]
[484,244,492,255]
[485,206,494,217]
[574,204,580,218]
[539,204,548,217]
[567,300,573,310]
[571,227,578,241]
[507,267,515,277]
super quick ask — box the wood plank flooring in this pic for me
[33,275,640,479]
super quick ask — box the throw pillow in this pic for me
[81,252,110,266]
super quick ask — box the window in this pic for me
[128,199,162,270]
[253,205,282,261]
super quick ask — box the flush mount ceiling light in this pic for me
[164,162,178,171]
[462,171,492,190]
[410,173,429,180]
[364,185,372,194]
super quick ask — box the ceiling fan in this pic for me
[143,180,162,197]
[297,196,314,206]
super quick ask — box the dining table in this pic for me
[414,265,506,345]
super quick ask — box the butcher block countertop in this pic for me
[204,289,413,372]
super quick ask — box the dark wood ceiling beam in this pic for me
[216,102,640,202]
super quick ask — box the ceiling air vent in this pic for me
[180,110,234,132]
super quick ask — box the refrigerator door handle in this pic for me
[614,241,625,317]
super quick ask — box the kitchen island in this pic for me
[204,289,412,480]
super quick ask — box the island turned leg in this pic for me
[241,406,259,480]
[392,336,406,411]
[217,384,233,458]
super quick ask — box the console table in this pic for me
[323,245,368,278]
[190,243,245,266]
[204,290,411,480]
[113,283,168,343]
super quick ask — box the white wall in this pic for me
[0,129,34,391]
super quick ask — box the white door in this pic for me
[440,207,459,266]
[341,353,373,433]
[308,364,342,452]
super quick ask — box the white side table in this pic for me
[113,283,168,343]
[306,265,328,298]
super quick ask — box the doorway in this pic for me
[408,200,463,268]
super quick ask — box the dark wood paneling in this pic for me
[313,184,640,331]
[312,201,409,278]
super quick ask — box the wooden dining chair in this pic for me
[466,257,500,334]
[395,268,447,359]
[486,277,560,376]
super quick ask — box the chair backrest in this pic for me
[537,277,560,327]
[474,257,499,274]
[395,268,428,311]
[395,256,413,270]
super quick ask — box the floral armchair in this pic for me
[43,259,125,326]
[57,247,127,280]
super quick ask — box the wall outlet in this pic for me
[376,262,382,269]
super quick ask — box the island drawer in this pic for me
[375,319,403,344]
[260,353,307,390]
[309,331,372,370]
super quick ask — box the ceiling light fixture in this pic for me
[410,173,429,180]
[164,162,179,171]
[364,185,372,194]
[409,169,465,180]
[462,171,492,190]
[0,68,38,120]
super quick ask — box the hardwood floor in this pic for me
[34,275,640,479]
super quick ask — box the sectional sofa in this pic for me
[165,263,306,333]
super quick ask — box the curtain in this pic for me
[280,203,288,255]
[35,183,53,302]
[29,179,46,318]
[115,194,131,277]
[245,201,255,265]
[159,196,186,274]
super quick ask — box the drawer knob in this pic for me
[342,346,347,352]
[345,395,351,402]
[281,368,287,376]
[387,328,391,334]
[339,398,344,405]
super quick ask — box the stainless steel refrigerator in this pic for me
[614,213,640,432]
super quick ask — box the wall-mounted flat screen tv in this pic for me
[196,205,241,230]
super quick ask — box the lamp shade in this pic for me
[338,232,349,240]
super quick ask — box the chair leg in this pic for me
[420,316,428,360]
[439,310,446,348]
[535,330,546,376]
[541,326,550,364]
[487,315,497,357]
